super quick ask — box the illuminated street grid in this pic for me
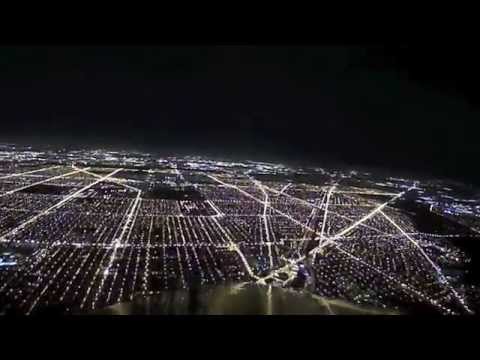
[0,150,478,315]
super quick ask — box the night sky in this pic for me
[0,45,478,184]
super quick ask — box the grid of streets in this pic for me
[0,151,478,315]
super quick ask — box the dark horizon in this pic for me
[1,45,479,186]
[1,134,475,190]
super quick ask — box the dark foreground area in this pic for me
[87,284,397,315]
